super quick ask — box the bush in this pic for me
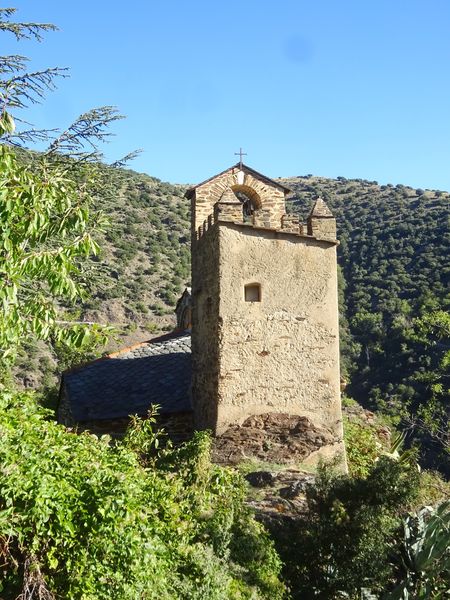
[279,458,420,599]
[416,470,450,507]
[0,392,285,599]
[344,417,386,477]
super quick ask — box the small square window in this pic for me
[244,283,261,302]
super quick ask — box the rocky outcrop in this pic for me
[245,469,315,529]
[212,412,337,465]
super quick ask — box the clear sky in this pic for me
[6,1,450,189]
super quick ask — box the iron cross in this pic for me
[234,147,247,169]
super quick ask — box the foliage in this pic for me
[278,457,420,599]
[0,391,284,599]
[344,416,388,477]
[0,7,64,145]
[0,7,142,382]
[0,145,110,369]
[0,9,189,384]
[416,470,450,508]
[405,310,449,447]
[383,501,450,600]
[338,265,360,378]
[0,7,128,159]
[343,406,448,503]
[12,163,191,390]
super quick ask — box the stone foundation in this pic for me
[212,412,340,466]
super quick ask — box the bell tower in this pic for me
[185,163,345,462]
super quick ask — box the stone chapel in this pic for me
[58,162,345,465]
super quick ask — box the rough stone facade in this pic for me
[190,221,221,430]
[212,412,336,465]
[187,163,345,465]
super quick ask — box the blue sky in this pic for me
[6,1,450,189]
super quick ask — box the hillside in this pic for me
[86,169,190,336]
[284,174,448,316]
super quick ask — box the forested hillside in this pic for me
[87,169,190,333]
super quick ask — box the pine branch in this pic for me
[6,127,58,145]
[46,107,124,155]
[52,150,105,163]
[0,8,58,41]
[0,8,15,18]
[0,54,28,75]
[110,149,142,168]
[2,67,68,109]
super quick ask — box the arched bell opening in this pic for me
[231,184,261,224]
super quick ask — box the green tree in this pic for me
[0,145,109,366]
[406,310,450,453]
[0,7,135,374]
[351,310,384,367]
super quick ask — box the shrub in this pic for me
[279,458,420,599]
[416,470,450,507]
[344,417,385,477]
[144,321,159,333]
[0,392,285,599]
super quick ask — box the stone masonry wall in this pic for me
[192,166,286,235]
[191,223,221,430]
[214,224,344,453]
[57,385,75,427]
[307,216,337,241]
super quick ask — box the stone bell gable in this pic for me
[185,162,291,235]
[187,163,345,465]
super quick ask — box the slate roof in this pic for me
[63,330,192,422]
